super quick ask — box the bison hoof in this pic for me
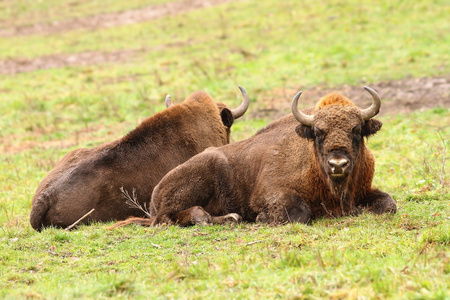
[211,213,242,225]
[223,213,242,224]
[256,212,269,223]
[190,206,213,226]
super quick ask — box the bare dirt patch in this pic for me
[255,76,450,118]
[0,0,237,37]
[0,39,195,75]
[0,0,227,75]
[0,49,145,75]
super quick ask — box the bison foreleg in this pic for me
[152,151,234,226]
[161,207,242,226]
[363,189,397,214]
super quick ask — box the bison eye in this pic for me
[352,124,362,141]
[352,124,362,136]
[314,127,325,141]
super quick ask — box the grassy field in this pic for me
[1,0,449,298]
[0,0,174,28]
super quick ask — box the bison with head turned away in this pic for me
[136,86,396,227]
[30,87,249,231]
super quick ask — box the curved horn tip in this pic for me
[293,90,303,101]
[291,91,303,111]
[291,90,314,126]
[165,95,173,108]
[238,85,247,95]
[363,86,377,94]
[361,86,381,120]
[230,86,250,119]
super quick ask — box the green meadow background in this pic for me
[0,0,449,298]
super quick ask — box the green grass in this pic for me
[1,207,448,298]
[0,0,449,298]
[373,107,450,199]
[0,0,175,28]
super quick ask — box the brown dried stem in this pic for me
[120,187,151,218]
[64,208,95,231]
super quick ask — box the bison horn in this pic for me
[230,86,250,119]
[361,86,381,120]
[165,95,173,108]
[291,90,314,126]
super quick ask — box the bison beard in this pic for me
[112,87,396,228]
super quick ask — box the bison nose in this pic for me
[328,157,349,175]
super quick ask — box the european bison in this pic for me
[30,87,249,231]
[123,87,396,227]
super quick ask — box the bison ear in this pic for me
[295,124,314,140]
[362,119,383,137]
[220,108,234,128]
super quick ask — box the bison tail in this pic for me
[106,217,156,230]
[29,195,50,232]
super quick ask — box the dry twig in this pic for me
[246,241,262,246]
[321,202,334,218]
[120,187,151,218]
[284,207,292,223]
[339,191,349,217]
[65,208,95,231]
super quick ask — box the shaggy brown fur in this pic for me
[140,91,396,227]
[30,90,248,231]
[315,92,354,109]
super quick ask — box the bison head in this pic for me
[292,87,383,192]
